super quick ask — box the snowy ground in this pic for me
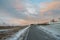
[0,26,30,40]
[37,24,60,40]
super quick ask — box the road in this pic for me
[25,25,57,40]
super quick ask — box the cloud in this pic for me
[53,0,60,1]
[40,1,60,12]
[0,9,12,17]
[0,0,60,25]
[0,17,29,26]
[26,7,36,14]
[12,0,24,11]
[6,18,28,25]
[40,1,60,17]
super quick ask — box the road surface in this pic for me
[25,25,57,40]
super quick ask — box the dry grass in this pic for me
[0,25,28,39]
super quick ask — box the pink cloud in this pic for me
[4,18,29,25]
[12,0,24,11]
[40,1,60,15]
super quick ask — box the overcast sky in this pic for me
[0,0,60,25]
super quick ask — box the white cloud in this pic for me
[0,17,28,26]
[26,7,36,14]
[1,0,60,25]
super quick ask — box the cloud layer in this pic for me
[0,0,60,25]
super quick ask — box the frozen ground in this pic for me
[37,24,60,40]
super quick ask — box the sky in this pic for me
[0,0,60,25]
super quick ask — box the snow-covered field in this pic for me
[37,23,60,40]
